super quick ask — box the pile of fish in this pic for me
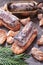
[0,1,43,61]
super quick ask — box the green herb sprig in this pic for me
[0,47,30,65]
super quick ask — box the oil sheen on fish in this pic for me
[0,9,20,31]
[14,21,35,46]
[0,9,19,26]
[8,2,37,12]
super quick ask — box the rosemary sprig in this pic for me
[0,47,30,65]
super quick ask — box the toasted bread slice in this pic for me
[20,17,30,25]
[7,30,19,37]
[31,47,43,61]
[7,30,19,44]
[7,36,14,44]
[37,35,43,45]
[0,29,7,44]
[39,18,43,26]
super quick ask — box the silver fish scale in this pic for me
[0,9,19,26]
[14,22,35,46]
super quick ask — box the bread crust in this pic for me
[31,47,43,61]
[20,17,30,25]
[0,29,7,44]
[37,35,43,45]
[7,36,14,44]
[7,30,19,37]
[39,18,43,26]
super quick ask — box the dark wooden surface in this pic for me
[0,0,43,6]
[0,0,43,65]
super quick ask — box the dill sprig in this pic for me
[0,47,30,65]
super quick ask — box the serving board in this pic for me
[0,0,43,65]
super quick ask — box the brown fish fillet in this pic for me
[0,9,21,31]
[11,22,37,54]
[3,1,38,16]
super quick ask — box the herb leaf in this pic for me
[0,47,30,65]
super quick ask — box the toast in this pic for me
[7,30,19,37]
[20,17,30,25]
[31,47,43,61]
[37,35,43,45]
[39,18,43,26]
[0,29,7,44]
